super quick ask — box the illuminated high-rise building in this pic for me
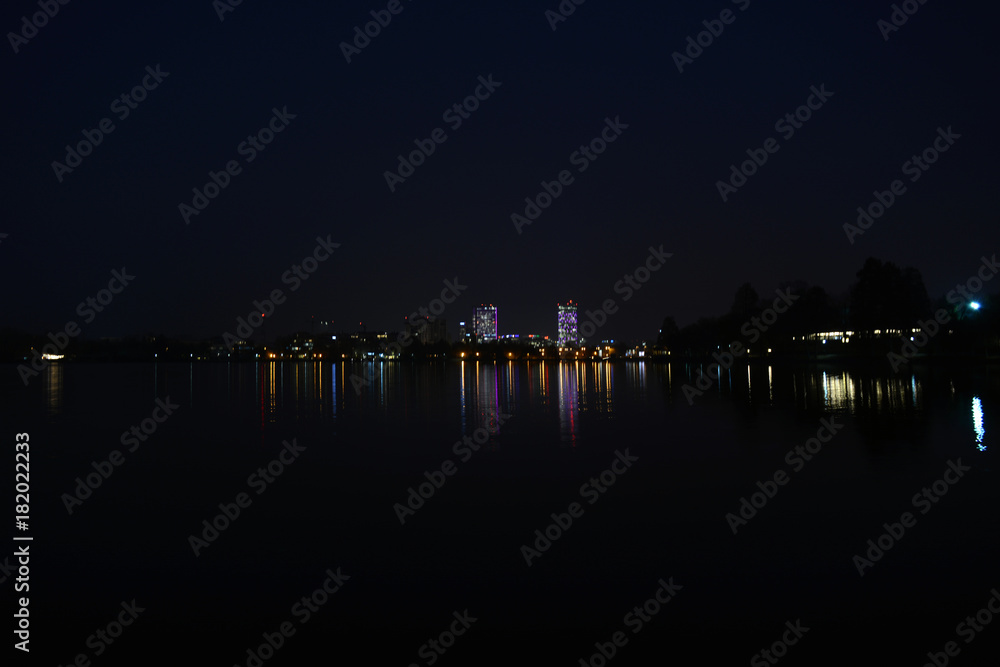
[557,301,579,346]
[474,305,498,342]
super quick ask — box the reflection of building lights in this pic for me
[973,396,986,451]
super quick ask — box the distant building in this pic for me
[211,339,256,360]
[524,334,550,349]
[458,321,471,343]
[557,301,579,346]
[286,334,314,358]
[499,333,550,349]
[408,317,448,344]
[346,331,392,358]
[474,305,498,342]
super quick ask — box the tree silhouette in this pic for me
[849,258,930,332]
[730,282,760,320]
[656,316,679,347]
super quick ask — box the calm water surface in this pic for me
[4,361,998,664]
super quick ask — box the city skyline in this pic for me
[5,252,995,350]
[4,2,998,346]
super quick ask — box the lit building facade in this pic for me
[474,305,498,342]
[557,301,579,346]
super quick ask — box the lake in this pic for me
[5,360,998,665]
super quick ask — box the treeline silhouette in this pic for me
[657,257,998,360]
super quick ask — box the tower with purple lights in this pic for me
[557,301,579,346]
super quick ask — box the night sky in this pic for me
[3,0,998,342]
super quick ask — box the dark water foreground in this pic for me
[3,360,999,665]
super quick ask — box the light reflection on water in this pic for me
[973,396,986,451]
[674,362,929,416]
[785,368,921,414]
[44,362,63,415]
[31,361,993,455]
[558,362,578,445]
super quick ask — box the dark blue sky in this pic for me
[3,0,998,341]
